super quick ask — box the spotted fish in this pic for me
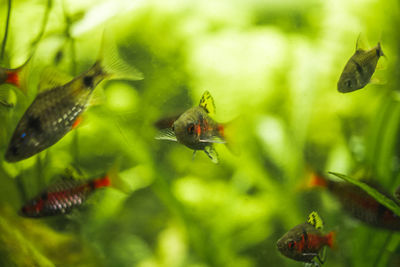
[21,174,111,218]
[5,33,143,162]
[156,91,226,163]
[277,211,335,265]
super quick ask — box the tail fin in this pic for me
[219,118,241,156]
[105,164,131,194]
[326,231,336,249]
[99,29,143,81]
[5,56,31,95]
[308,172,328,189]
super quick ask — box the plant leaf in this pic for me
[328,172,400,217]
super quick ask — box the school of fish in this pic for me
[0,3,397,266]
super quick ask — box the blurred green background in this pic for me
[1,0,400,266]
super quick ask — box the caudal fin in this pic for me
[308,172,328,188]
[99,29,143,81]
[4,56,31,95]
[326,231,336,249]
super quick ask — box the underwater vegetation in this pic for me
[1,0,400,266]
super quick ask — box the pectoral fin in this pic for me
[204,145,219,164]
[155,127,177,142]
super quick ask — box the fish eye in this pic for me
[345,80,352,88]
[288,240,296,250]
[187,123,195,135]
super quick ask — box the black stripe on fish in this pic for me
[351,58,364,77]
[302,228,309,245]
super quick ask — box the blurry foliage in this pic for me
[0,0,400,266]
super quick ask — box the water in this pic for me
[0,0,400,266]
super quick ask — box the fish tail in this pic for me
[105,163,131,194]
[326,231,336,249]
[93,175,111,189]
[308,172,328,188]
[98,29,143,81]
[5,57,31,94]
[377,42,385,58]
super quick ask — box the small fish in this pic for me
[277,211,335,265]
[156,91,226,163]
[0,58,30,94]
[5,33,143,162]
[309,173,400,230]
[20,173,111,218]
[337,37,384,93]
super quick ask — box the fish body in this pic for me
[173,106,222,150]
[5,33,142,162]
[5,62,106,162]
[21,175,110,218]
[310,173,400,230]
[156,91,225,163]
[337,40,384,93]
[277,211,334,263]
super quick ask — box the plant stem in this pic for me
[1,0,12,61]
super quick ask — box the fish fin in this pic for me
[308,172,328,188]
[106,160,132,194]
[154,114,181,129]
[376,42,385,58]
[355,33,368,51]
[199,135,226,144]
[326,231,336,249]
[307,211,324,230]
[192,150,197,161]
[369,76,386,85]
[99,29,143,81]
[199,90,216,115]
[204,145,219,164]
[5,56,32,95]
[155,127,177,142]
[88,85,106,106]
[38,67,72,92]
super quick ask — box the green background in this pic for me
[0,0,399,266]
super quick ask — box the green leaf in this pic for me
[328,172,400,217]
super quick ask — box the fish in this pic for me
[4,32,143,162]
[309,172,400,230]
[337,37,384,93]
[155,91,227,164]
[20,173,111,218]
[277,211,335,265]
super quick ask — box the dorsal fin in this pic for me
[38,67,72,92]
[307,211,324,230]
[355,33,369,52]
[199,91,216,115]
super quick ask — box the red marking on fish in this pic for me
[72,117,82,129]
[6,71,19,87]
[93,175,111,189]
[308,173,328,188]
[217,124,225,138]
